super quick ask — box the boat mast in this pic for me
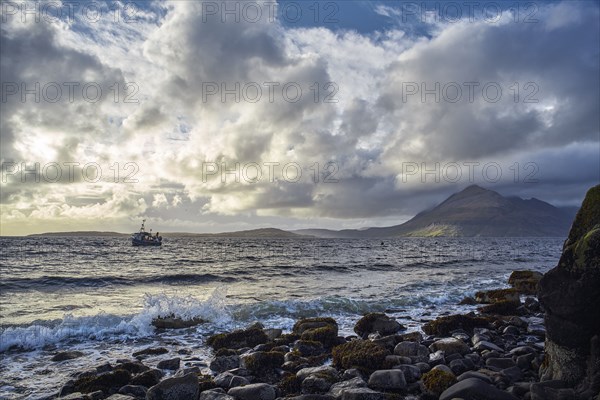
[140,219,146,233]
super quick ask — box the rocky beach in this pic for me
[35,185,599,400]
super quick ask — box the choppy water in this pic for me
[0,236,562,399]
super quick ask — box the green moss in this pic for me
[73,369,132,393]
[422,369,457,397]
[214,348,237,357]
[422,314,490,336]
[244,351,285,373]
[274,333,300,346]
[206,327,268,350]
[197,374,217,392]
[475,288,519,303]
[293,317,338,334]
[573,226,600,270]
[566,185,600,245]
[300,325,338,348]
[277,374,301,396]
[332,340,389,374]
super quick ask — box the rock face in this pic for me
[538,185,600,394]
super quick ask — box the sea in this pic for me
[0,236,563,399]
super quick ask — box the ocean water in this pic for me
[0,236,563,399]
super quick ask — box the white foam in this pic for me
[0,287,231,352]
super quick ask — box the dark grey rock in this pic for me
[341,388,385,400]
[146,372,199,400]
[157,357,180,370]
[486,358,516,369]
[118,385,147,398]
[210,355,240,373]
[440,377,519,400]
[328,377,366,399]
[456,371,492,383]
[51,351,85,362]
[227,383,276,400]
[302,375,334,394]
[393,341,429,363]
[367,369,406,390]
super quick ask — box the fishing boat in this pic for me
[131,220,162,246]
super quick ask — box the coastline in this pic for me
[35,272,550,400]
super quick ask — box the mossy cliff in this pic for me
[538,184,600,396]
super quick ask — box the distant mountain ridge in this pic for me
[26,186,574,238]
[295,185,574,238]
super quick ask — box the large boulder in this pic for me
[146,372,199,400]
[353,313,403,339]
[332,340,389,374]
[538,185,600,394]
[293,317,339,348]
[508,270,543,294]
[439,378,519,400]
[227,383,276,400]
[422,314,490,336]
[206,327,268,350]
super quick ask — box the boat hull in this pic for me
[132,238,162,246]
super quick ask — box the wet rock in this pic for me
[475,289,520,304]
[479,300,521,316]
[422,314,490,336]
[422,368,457,397]
[501,366,523,382]
[105,395,136,400]
[440,377,519,400]
[129,369,162,387]
[294,340,326,357]
[52,351,85,362]
[429,337,470,356]
[340,387,385,400]
[146,372,199,400]
[302,374,335,394]
[367,369,406,390]
[449,358,473,375]
[473,340,503,352]
[214,371,250,389]
[508,270,543,295]
[263,328,282,341]
[118,384,147,398]
[200,388,235,400]
[392,364,421,383]
[428,350,445,367]
[227,383,276,400]
[457,371,492,383]
[393,341,429,363]
[332,340,389,374]
[207,327,269,350]
[328,377,366,398]
[132,347,168,358]
[117,361,149,374]
[241,351,285,383]
[297,366,339,382]
[71,369,132,395]
[151,315,206,329]
[459,296,478,305]
[486,357,516,369]
[432,365,453,375]
[210,355,240,373]
[157,357,180,370]
[538,185,600,390]
[354,313,403,339]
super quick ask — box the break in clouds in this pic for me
[0,0,599,235]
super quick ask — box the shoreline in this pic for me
[33,271,552,400]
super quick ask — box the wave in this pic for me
[0,288,231,352]
[0,273,235,291]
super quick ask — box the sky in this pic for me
[0,0,599,235]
